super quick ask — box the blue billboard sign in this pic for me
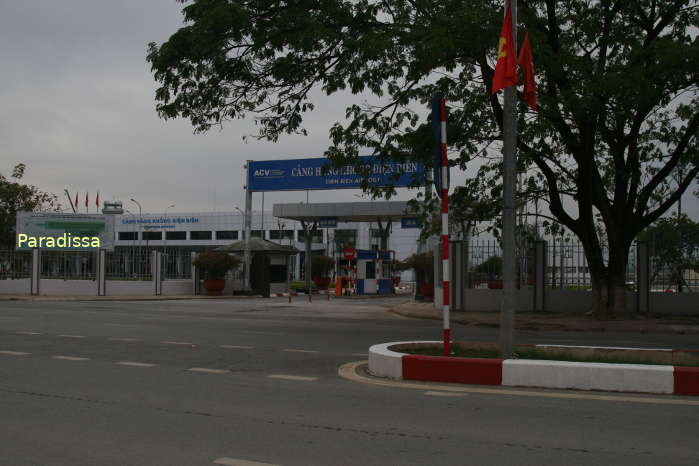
[401,217,420,229]
[318,218,338,228]
[247,156,424,192]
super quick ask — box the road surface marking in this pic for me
[425,391,468,397]
[58,334,85,338]
[339,361,699,407]
[268,374,318,382]
[51,356,89,361]
[116,361,156,367]
[220,345,255,349]
[188,367,230,375]
[160,340,194,346]
[213,457,281,466]
[109,337,139,342]
[283,349,319,354]
[0,351,30,356]
[16,331,41,335]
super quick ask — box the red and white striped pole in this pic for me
[438,97,450,356]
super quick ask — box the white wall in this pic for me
[39,279,97,296]
[0,278,31,295]
[105,280,156,296]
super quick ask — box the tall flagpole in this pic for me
[499,0,517,358]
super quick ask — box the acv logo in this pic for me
[254,169,270,177]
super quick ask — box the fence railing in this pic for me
[105,250,153,281]
[0,250,32,279]
[39,250,96,280]
[162,249,193,280]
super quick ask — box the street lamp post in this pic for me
[130,198,143,273]
[163,204,176,253]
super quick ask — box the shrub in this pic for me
[192,251,240,280]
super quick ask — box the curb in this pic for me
[368,341,699,396]
[0,294,263,302]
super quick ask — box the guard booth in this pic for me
[355,249,394,295]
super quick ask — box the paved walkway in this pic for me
[389,301,699,335]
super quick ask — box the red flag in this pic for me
[96,191,100,208]
[491,2,518,94]
[518,32,537,111]
[85,192,89,208]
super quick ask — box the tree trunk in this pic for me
[587,238,631,320]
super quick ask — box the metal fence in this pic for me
[0,250,32,279]
[466,239,533,289]
[105,249,152,281]
[648,242,699,292]
[162,249,192,280]
[39,250,96,280]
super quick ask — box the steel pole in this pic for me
[244,161,252,292]
[499,0,517,358]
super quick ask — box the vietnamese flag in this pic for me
[518,32,537,111]
[85,192,89,209]
[491,2,518,94]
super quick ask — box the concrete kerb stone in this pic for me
[0,294,263,302]
[368,340,698,396]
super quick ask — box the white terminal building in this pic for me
[108,201,421,280]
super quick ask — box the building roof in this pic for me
[215,238,299,255]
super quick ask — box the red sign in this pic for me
[343,247,356,261]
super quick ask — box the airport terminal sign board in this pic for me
[247,156,424,192]
[15,212,114,250]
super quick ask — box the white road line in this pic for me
[58,334,86,338]
[109,337,140,342]
[116,361,156,367]
[424,391,468,397]
[0,350,30,356]
[213,457,281,466]
[160,340,194,346]
[219,345,255,350]
[282,349,319,354]
[51,356,90,361]
[267,374,318,382]
[16,331,41,335]
[188,367,230,375]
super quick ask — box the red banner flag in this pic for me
[85,192,89,208]
[518,32,537,111]
[491,2,518,94]
[96,191,100,208]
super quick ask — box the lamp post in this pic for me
[130,198,143,272]
[163,204,176,254]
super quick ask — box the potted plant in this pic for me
[192,251,240,296]
[473,255,503,289]
[404,252,434,299]
[392,259,411,286]
[311,255,335,290]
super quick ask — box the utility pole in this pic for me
[243,161,252,292]
[499,0,517,358]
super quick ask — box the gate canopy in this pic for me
[272,201,417,223]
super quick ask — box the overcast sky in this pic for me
[1,1,696,221]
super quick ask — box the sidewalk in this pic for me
[389,301,699,335]
[0,294,262,302]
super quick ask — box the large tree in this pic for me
[148,0,698,318]
[0,164,60,249]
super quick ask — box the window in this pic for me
[333,229,357,248]
[142,231,162,241]
[190,231,212,240]
[297,230,323,243]
[365,261,376,279]
[269,230,294,240]
[166,231,186,240]
[251,230,265,238]
[270,264,286,283]
[216,230,238,240]
[118,232,137,241]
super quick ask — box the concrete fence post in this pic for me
[31,248,40,295]
[191,252,200,295]
[636,241,650,316]
[97,249,106,296]
[153,251,162,296]
[534,241,546,312]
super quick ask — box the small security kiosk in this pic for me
[355,249,394,295]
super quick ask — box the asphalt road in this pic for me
[0,297,697,466]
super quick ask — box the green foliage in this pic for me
[148,1,699,316]
[0,164,60,248]
[192,251,240,279]
[638,214,699,286]
[392,259,412,273]
[311,255,335,276]
[473,255,503,277]
[403,252,434,273]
